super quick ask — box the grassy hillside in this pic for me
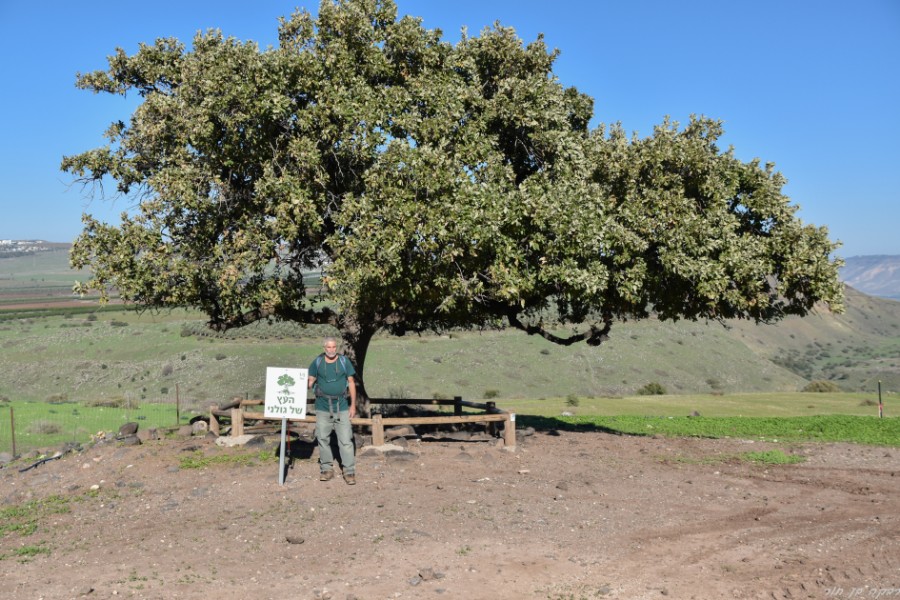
[0,247,897,405]
[0,310,809,409]
[724,286,900,393]
[0,245,91,305]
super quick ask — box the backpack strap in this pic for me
[313,353,349,394]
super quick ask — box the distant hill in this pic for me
[841,255,900,301]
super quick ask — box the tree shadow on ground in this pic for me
[515,414,650,438]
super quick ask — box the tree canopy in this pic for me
[63,0,844,397]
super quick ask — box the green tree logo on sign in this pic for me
[277,374,296,396]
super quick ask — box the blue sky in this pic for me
[1,0,898,257]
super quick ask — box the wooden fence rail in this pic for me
[209,396,516,448]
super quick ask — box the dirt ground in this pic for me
[2,425,899,600]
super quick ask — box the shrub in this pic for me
[215,353,227,361]
[84,396,134,408]
[802,380,842,393]
[565,394,580,407]
[110,320,129,327]
[46,393,69,404]
[388,388,410,400]
[161,364,174,377]
[637,382,666,396]
[483,389,500,399]
[28,420,62,435]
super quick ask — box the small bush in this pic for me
[28,420,62,435]
[539,348,550,355]
[45,393,69,404]
[802,380,842,393]
[483,389,500,399]
[110,320,129,327]
[215,353,227,361]
[637,382,666,396]
[565,394,580,407]
[161,364,174,377]
[84,396,134,409]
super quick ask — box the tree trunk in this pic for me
[337,316,377,417]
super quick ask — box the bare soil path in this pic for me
[3,428,899,600]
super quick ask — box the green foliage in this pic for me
[637,382,667,396]
[565,394,580,407]
[802,380,843,393]
[483,389,500,399]
[64,0,842,379]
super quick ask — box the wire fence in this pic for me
[0,395,213,457]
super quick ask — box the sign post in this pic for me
[264,367,308,485]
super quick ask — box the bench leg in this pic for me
[503,413,516,448]
[372,413,385,446]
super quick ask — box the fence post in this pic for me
[230,407,244,437]
[372,413,385,446]
[176,383,181,425]
[10,406,16,458]
[503,412,516,448]
[454,396,462,416]
[209,405,220,435]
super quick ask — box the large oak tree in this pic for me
[63,0,843,407]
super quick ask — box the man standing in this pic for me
[308,337,357,485]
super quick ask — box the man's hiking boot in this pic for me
[319,470,334,482]
[343,473,356,485]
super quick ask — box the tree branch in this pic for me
[208,305,337,332]
[505,309,613,347]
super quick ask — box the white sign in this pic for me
[264,367,308,419]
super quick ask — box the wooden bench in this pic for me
[209,396,516,448]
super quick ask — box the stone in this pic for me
[118,422,139,437]
[118,435,141,446]
[384,425,416,440]
[177,425,193,437]
[191,420,208,435]
[215,434,264,448]
[137,428,160,442]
